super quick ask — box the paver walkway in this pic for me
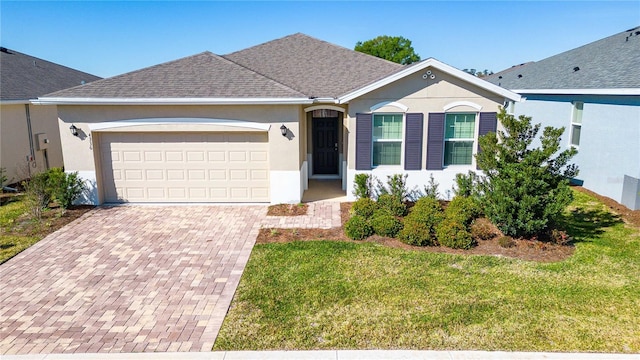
[261,202,341,229]
[0,202,342,355]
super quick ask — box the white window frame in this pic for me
[371,112,405,168]
[444,112,478,167]
[570,101,583,148]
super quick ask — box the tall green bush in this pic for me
[47,168,85,210]
[352,173,374,199]
[476,108,578,237]
[23,172,51,219]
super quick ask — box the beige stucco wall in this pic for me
[0,103,64,184]
[346,67,505,169]
[56,104,302,175]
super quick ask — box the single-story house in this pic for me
[0,47,100,185]
[486,26,640,210]
[35,33,520,205]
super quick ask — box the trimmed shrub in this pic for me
[398,220,435,246]
[351,197,378,218]
[470,218,496,241]
[352,173,374,199]
[371,210,403,238]
[405,197,444,232]
[445,196,481,225]
[436,218,475,249]
[377,193,407,217]
[345,215,373,240]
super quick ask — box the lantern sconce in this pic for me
[69,124,79,137]
[280,124,288,137]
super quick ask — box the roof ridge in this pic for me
[215,53,308,97]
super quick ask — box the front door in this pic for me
[312,117,339,175]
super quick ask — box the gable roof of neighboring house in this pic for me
[486,26,640,94]
[37,33,521,105]
[0,47,101,102]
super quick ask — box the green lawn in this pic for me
[0,197,40,263]
[214,190,640,352]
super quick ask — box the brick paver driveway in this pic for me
[0,205,266,355]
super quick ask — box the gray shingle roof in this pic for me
[223,33,403,98]
[0,48,101,101]
[486,26,640,90]
[48,52,306,98]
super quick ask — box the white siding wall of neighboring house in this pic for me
[514,98,640,209]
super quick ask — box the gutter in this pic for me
[31,97,316,106]
[511,88,640,96]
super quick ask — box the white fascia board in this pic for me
[512,88,640,96]
[338,58,522,103]
[31,97,315,106]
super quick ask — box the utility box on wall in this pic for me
[36,133,49,150]
[622,175,640,210]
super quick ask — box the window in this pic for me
[570,102,583,147]
[444,113,476,165]
[372,114,402,166]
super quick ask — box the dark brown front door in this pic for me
[312,117,339,175]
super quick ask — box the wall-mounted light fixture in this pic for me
[280,124,288,137]
[69,124,79,137]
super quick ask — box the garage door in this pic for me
[99,132,269,203]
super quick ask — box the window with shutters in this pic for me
[444,113,476,166]
[570,102,583,147]
[372,114,403,166]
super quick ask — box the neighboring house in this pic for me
[0,47,101,184]
[35,33,520,205]
[486,26,640,210]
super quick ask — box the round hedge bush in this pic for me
[445,196,481,225]
[436,218,475,249]
[405,197,444,233]
[376,193,407,217]
[344,214,373,240]
[351,197,378,218]
[371,210,403,238]
[398,220,435,246]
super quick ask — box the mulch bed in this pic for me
[1,194,94,238]
[257,189,640,263]
[267,203,309,216]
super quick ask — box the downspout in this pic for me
[24,104,36,177]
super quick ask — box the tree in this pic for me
[354,36,420,65]
[475,108,578,237]
[463,69,494,77]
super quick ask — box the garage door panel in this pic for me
[100,132,269,203]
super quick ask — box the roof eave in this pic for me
[0,99,30,105]
[31,97,315,106]
[338,58,522,104]
[512,88,640,96]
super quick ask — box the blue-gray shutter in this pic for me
[426,113,445,170]
[477,112,497,169]
[404,113,423,170]
[355,113,372,170]
[478,112,497,138]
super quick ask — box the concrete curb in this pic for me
[2,350,638,360]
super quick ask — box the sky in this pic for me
[1,1,639,79]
